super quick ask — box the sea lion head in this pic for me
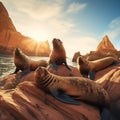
[35,67,50,89]
[35,66,48,80]
[77,56,89,74]
[77,56,86,65]
[14,48,22,56]
[52,38,63,49]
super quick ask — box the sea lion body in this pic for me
[35,67,110,108]
[49,38,71,70]
[77,56,118,80]
[13,48,48,74]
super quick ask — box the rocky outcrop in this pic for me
[1,62,120,120]
[0,66,99,120]
[96,35,116,52]
[47,64,82,77]
[83,35,120,61]
[0,81,100,120]
[0,2,16,32]
[0,2,51,56]
[96,66,120,120]
[72,35,120,61]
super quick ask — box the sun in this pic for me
[31,31,48,42]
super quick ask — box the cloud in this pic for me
[1,0,97,57]
[1,0,75,40]
[63,36,98,57]
[4,0,63,19]
[105,17,120,40]
[67,2,87,13]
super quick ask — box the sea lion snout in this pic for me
[52,38,62,46]
[15,48,21,52]
[14,48,22,56]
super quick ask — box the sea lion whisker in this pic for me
[42,79,53,88]
[39,75,55,87]
[42,76,57,88]
[43,76,57,87]
[39,77,52,84]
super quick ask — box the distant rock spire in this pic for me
[0,2,16,32]
[96,35,116,51]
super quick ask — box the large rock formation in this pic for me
[0,62,120,120]
[82,35,120,61]
[0,2,51,56]
[96,35,116,52]
[96,66,120,120]
[0,66,99,120]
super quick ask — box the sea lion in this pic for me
[77,56,118,80]
[35,66,110,108]
[13,48,48,77]
[48,38,71,70]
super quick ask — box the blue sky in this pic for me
[1,0,120,57]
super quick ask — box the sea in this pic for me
[0,56,76,78]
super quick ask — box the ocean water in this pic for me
[0,56,76,78]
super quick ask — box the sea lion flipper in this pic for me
[12,67,20,74]
[51,89,80,105]
[18,69,30,78]
[101,108,110,120]
[50,62,58,70]
[88,71,95,80]
[64,61,71,71]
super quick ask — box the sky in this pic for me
[1,0,120,57]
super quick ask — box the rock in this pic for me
[0,72,35,90]
[47,64,82,77]
[72,51,81,62]
[1,62,120,120]
[96,35,117,52]
[0,2,51,56]
[83,35,120,61]
[0,76,100,120]
[96,66,120,101]
[96,66,120,120]
[0,2,16,32]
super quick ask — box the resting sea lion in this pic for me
[77,56,118,80]
[35,66,110,107]
[48,38,71,70]
[13,48,48,77]
[35,66,111,119]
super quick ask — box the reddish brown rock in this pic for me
[0,73,100,120]
[47,64,82,77]
[95,66,120,120]
[1,62,120,120]
[96,35,116,52]
[83,35,120,61]
[0,2,51,56]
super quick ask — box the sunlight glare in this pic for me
[31,31,48,42]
